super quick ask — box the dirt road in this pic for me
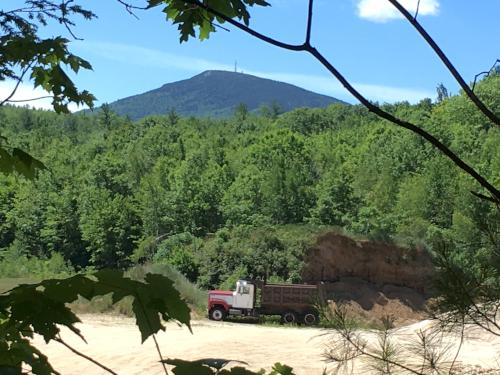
[32,315,500,374]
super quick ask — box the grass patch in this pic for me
[317,303,385,331]
[0,262,208,318]
[70,263,208,317]
[0,250,74,279]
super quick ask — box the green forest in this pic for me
[0,74,499,290]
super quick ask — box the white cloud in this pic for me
[0,81,87,112]
[77,41,233,73]
[357,0,439,22]
[354,82,433,102]
[243,70,434,103]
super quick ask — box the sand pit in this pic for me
[32,315,328,374]
[31,315,500,374]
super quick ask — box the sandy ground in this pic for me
[31,315,500,375]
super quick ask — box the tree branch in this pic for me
[448,319,465,375]
[414,0,421,19]
[0,62,34,107]
[115,0,148,19]
[387,0,500,127]
[82,278,171,375]
[7,96,54,103]
[183,0,304,52]
[61,18,84,40]
[306,46,500,203]
[135,293,169,375]
[55,336,118,375]
[305,0,314,46]
[472,59,500,92]
[152,333,169,374]
[471,191,498,204]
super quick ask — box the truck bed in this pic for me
[260,283,319,315]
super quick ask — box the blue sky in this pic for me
[2,0,499,110]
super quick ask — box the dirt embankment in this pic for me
[301,233,434,323]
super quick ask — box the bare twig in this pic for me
[472,59,500,92]
[115,0,148,19]
[152,334,169,374]
[414,0,421,19]
[62,18,83,40]
[388,0,500,127]
[197,12,231,32]
[134,296,169,374]
[86,277,171,375]
[4,0,95,40]
[132,297,170,374]
[0,62,34,107]
[55,336,118,375]
[6,95,54,103]
[115,0,148,11]
[448,319,465,375]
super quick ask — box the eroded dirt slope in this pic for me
[301,233,434,324]
[302,233,433,291]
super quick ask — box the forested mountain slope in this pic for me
[0,75,498,290]
[104,70,346,120]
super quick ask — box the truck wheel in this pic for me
[303,312,318,326]
[281,312,296,324]
[209,307,226,321]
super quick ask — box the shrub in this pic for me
[0,247,74,279]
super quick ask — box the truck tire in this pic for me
[209,307,226,321]
[303,312,318,326]
[281,311,296,324]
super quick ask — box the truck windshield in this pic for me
[238,286,250,294]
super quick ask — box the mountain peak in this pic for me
[197,69,243,76]
[198,70,223,76]
[107,71,346,120]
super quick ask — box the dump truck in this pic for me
[208,280,322,325]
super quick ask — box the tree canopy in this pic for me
[1,0,499,202]
[0,74,498,288]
